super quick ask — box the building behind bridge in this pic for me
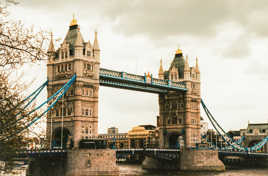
[240,122,268,152]
[96,126,158,149]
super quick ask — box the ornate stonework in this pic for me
[158,50,201,149]
[46,19,100,148]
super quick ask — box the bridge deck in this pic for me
[99,68,187,93]
[16,149,268,160]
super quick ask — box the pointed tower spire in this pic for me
[47,32,55,53]
[159,59,164,74]
[88,38,92,48]
[184,55,190,71]
[74,30,84,46]
[93,30,100,51]
[70,13,77,27]
[195,57,200,73]
[158,59,164,79]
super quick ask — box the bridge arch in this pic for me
[52,127,71,149]
[167,132,183,149]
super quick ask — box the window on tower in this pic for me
[89,109,93,117]
[82,108,85,115]
[83,48,86,55]
[68,106,73,115]
[70,48,74,56]
[87,51,91,56]
[172,117,177,124]
[178,119,182,124]
[87,64,91,70]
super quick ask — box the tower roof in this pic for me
[166,49,185,79]
[63,17,84,47]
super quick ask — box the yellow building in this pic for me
[127,125,158,148]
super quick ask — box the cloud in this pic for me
[19,0,268,39]
[245,60,268,79]
[221,34,251,59]
[18,0,268,60]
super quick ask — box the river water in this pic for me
[118,164,268,176]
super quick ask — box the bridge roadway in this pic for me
[16,149,268,160]
[99,68,187,94]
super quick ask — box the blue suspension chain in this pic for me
[0,75,76,141]
[201,99,268,152]
[1,81,48,132]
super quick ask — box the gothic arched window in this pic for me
[172,117,177,124]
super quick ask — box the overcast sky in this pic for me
[6,0,268,133]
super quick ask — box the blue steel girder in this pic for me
[99,68,187,94]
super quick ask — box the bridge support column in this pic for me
[180,149,225,171]
[66,149,119,176]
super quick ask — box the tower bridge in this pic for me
[12,16,268,175]
[46,16,201,151]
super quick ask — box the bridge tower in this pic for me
[46,17,100,148]
[158,49,201,149]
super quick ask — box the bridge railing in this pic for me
[100,68,122,78]
[100,68,186,90]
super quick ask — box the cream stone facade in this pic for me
[158,49,201,148]
[46,17,100,148]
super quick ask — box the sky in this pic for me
[4,0,268,133]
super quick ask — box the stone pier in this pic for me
[142,149,225,171]
[180,149,225,171]
[29,149,119,176]
[66,149,119,176]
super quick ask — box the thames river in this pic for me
[118,164,268,176]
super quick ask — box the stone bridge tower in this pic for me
[158,49,201,149]
[46,17,100,148]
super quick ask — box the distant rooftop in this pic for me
[138,125,156,130]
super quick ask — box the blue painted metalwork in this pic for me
[20,80,48,106]
[99,68,187,93]
[201,99,268,152]
[1,81,48,133]
[1,75,76,141]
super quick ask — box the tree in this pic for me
[0,0,48,172]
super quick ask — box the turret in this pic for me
[169,65,178,81]
[184,55,190,80]
[93,31,100,61]
[47,32,55,61]
[195,57,200,80]
[158,59,164,79]
[84,39,92,57]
